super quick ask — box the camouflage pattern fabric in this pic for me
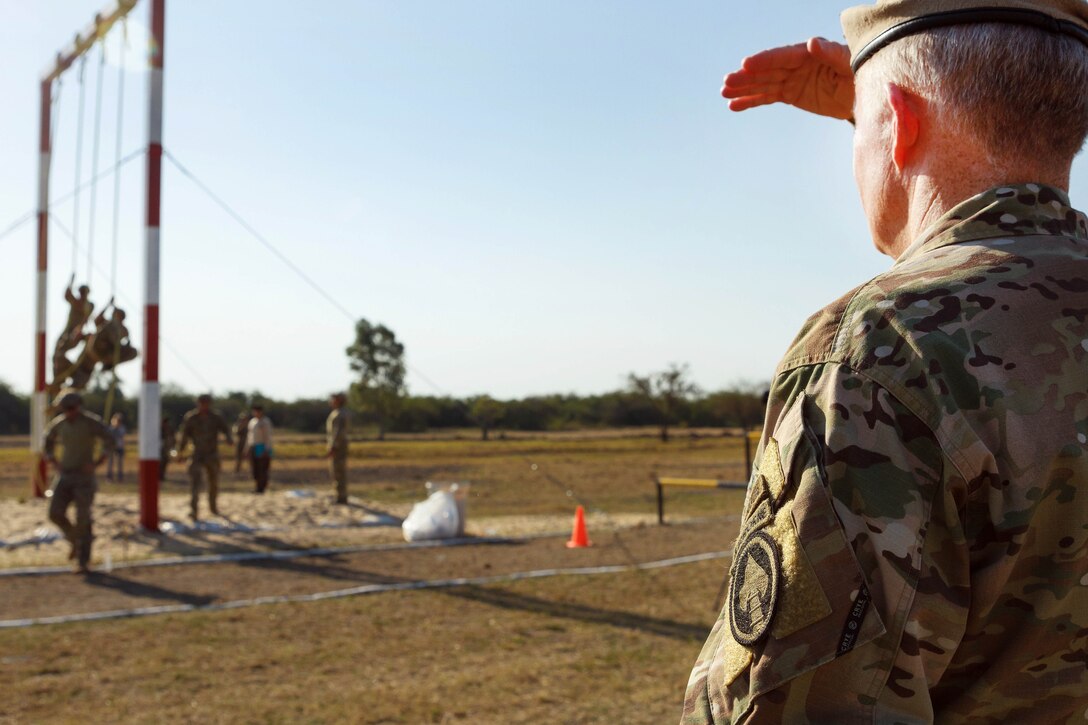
[326,408,350,502]
[43,411,113,473]
[683,184,1088,722]
[176,409,233,464]
[326,408,350,455]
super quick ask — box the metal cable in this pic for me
[162,149,450,396]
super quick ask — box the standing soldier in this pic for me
[42,391,113,574]
[683,1,1088,721]
[173,394,233,520]
[233,410,251,478]
[326,393,350,504]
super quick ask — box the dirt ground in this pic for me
[0,430,748,723]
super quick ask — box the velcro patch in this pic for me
[760,438,788,502]
[766,508,832,638]
[729,531,781,646]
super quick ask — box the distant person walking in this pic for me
[159,415,174,480]
[42,392,113,573]
[246,404,273,494]
[105,412,126,481]
[173,394,233,520]
[233,410,251,479]
[326,393,351,504]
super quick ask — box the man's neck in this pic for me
[893,168,1072,259]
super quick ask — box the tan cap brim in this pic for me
[842,1,1088,71]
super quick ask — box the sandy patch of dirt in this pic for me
[0,490,674,570]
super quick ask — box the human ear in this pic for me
[887,83,920,171]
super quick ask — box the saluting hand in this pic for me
[721,37,854,121]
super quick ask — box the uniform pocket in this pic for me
[712,393,887,716]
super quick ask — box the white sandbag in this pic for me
[402,490,461,542]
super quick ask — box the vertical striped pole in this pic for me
[31,80,52,498]
[139,0,165,532]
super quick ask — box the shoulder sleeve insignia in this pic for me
[729,531,781,646]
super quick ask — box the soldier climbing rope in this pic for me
[30,0,163,539]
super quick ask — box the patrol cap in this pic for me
[57,392,82,410]
[196,393,212,404]
[843,0,1088,71]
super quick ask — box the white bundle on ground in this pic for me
[402,483,469,542]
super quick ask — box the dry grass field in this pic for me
[0,429,748,723]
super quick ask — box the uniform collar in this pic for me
[895,183,1088,265]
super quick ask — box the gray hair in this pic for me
[857,23,1088,167]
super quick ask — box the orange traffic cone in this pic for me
[566,505,592,548]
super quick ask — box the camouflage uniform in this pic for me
[326,407,350,503]
[42,410,113,569]
[55,289,93,357]
[233,413,250,475]
[683,185,1088,722]
[176,408,233,518]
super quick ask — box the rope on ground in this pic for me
[523,456,712,620]
[0,550,730,629]
[0,534,530,578]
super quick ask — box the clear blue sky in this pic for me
[4,1,1086,401]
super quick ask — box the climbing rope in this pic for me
[86,42,107,287]
[110,19,127,299]
[71,56,88,276]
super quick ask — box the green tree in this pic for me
[468,395,505,440]
[0,380,30,435]
[346,318,406,440]
[627,363,700,442]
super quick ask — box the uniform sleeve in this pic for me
[43,420,59,460]
[682,362,967,723]
[92,418,114,447]
[176,417,190,452]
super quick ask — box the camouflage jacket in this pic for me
[176,409,233,463]
[326,408,350,455]
[683,184,1088,723]
[43,411,113,473]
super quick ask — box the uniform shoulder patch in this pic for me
[729,530,781,646]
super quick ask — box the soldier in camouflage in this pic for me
[683,1,1088,722]
[326,393,351,504]
[42,391,113,573]
[173,393,233,520]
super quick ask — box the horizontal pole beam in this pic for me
[41,0,138,83]
[655,477,748,490]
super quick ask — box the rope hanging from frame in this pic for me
[71,55,88,277]
[86,41,107,287]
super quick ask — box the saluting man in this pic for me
[326,392,351,504]
[42,391,114,574]
[173,393,233,520]
[684,1,1088,721]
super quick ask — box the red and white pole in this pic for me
[139,0,164,532]
[31,79,52,498]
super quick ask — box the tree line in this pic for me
[0,378,766,438]
[0,318,767,439]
